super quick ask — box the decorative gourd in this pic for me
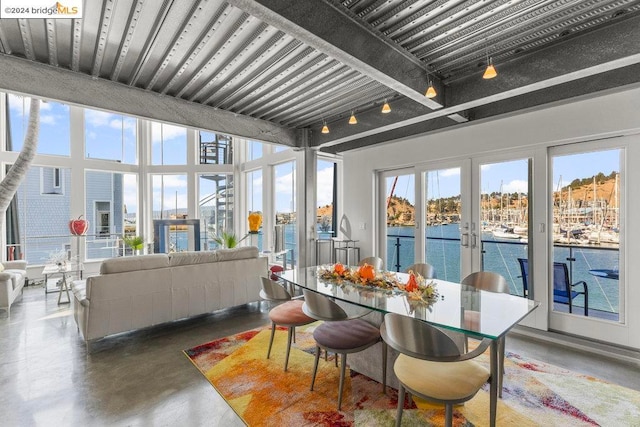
[358,263,375,280]
[405,272,418,292]
[334,263,345,275]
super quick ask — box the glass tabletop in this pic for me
[280,266,539,340]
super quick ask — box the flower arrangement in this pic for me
[318,263,439,304]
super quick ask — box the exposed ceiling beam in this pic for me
[225,0,444,111]
[316,13,640,150]
[0,54,297,146]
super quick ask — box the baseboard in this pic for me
[510,325,640,367]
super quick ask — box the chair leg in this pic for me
[284,327,294,371]
[311,346,321,391]
[396,386,405,427]
[381,341,387,394]
[445,403,453,427]
[267,321,276,359]
[338,352,347,411]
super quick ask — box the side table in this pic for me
[43,264,76,304]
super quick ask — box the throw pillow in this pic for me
[0,263,4,272]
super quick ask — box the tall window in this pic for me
[152,122,187,165]
[247,169,263,251]
[85,109,137,164]
[152,174,188,252]
[316,160,336,238]
[85,171,137,259]
[275,162,296,264]
[7,165,71,263]
[8,95,70,156]
[247,140,263,161]
[199,174,233,250]
[200,131,232,164]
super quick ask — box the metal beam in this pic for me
[316,14,640,150]
[0,54,297,146]
[225,0,442,110]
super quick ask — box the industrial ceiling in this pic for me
[1,0,639,153]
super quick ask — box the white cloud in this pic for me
[440,168,460,177]
[40,114,57,125]
[316,166,334,207]
[85,109,114,127]
[503,179,528,193]
[151,122,186,144]
[123,175,138,213]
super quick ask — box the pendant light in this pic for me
[348,111,357,125]
[321,120,329,134]
[483,57,497,79]
[381,99,391,114]
[425,68,437,98]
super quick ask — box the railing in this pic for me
[387,233,619,317]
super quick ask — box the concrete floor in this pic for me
[2,285,639,426]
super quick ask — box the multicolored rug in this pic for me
[184,323,640,426]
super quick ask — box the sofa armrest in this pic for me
[71,280,90,307]
[2,261,27,271]
[0,272,12,281]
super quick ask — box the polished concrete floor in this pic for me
[2,285,639,427]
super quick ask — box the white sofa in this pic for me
[70,246,267,346]
[0,260,28,316]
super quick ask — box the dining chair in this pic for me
[460,271,509,397]
[405,262,437,279]
[260,277,315,371]
[302,289,386,410]
[517,258,589,316]
[358,256,384,271]
[380,313,492,427]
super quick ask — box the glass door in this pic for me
[550,145,623,328]
[381,170,415,272]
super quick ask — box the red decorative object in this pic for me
[405,273,418,293]
[358,263,375,280]
[334,263,346,276]
[69,215,89,236]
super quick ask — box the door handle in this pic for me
[461,232,469,248]
[471,232,477,249]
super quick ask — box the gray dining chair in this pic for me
[260,277,314,371]
[460,271,509,396]
[381,312,491,427]
[405,262,437,279]
[358,256,384,271]
[302,289,386,410]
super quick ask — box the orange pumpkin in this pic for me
[334,263,345,275]
[405,273,418,292]
[358,263,375,280]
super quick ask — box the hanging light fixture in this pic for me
[425,69,437,98]
[483,57,497,79]
[321,120,329,134]
[381,99,391,114]
[348,111,357,125]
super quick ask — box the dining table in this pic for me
[280,266,539,427]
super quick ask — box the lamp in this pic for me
[381,99,391,114]
[321,121,329,134]
[425,80,437,98]
[483,57,497,79]
[348,111,357,125]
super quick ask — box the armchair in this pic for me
[1,260,28,316]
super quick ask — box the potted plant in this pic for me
[123,235,145,255]
[212,230,247,249]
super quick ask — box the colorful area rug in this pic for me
[184,324,640,426]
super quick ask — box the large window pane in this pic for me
[200,131,232,164]
[200,174,233,250]
[385,174,415,272]
[247,169,263,251]
[152,122,187,165]
[316,160,335,239]
[85,109,137,164]
[8,95,70,156]
[6,165,71,264]
[275,162,296,266]
[552,150,621,321]
[247,140,263,161]
[152,174,188,251]
[85,171,137,259]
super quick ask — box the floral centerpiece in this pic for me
[318,263,439,304]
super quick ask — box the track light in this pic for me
[321,121,329,134]
[381,99,391,114]
[348,111,357,125]
[483,57,497,79]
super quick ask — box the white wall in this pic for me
[341,85,640,346]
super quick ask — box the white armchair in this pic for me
[1,260,28,316]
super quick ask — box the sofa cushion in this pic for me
[100,254,170,274]
[216,246,259,262]
[168,251,218,267]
